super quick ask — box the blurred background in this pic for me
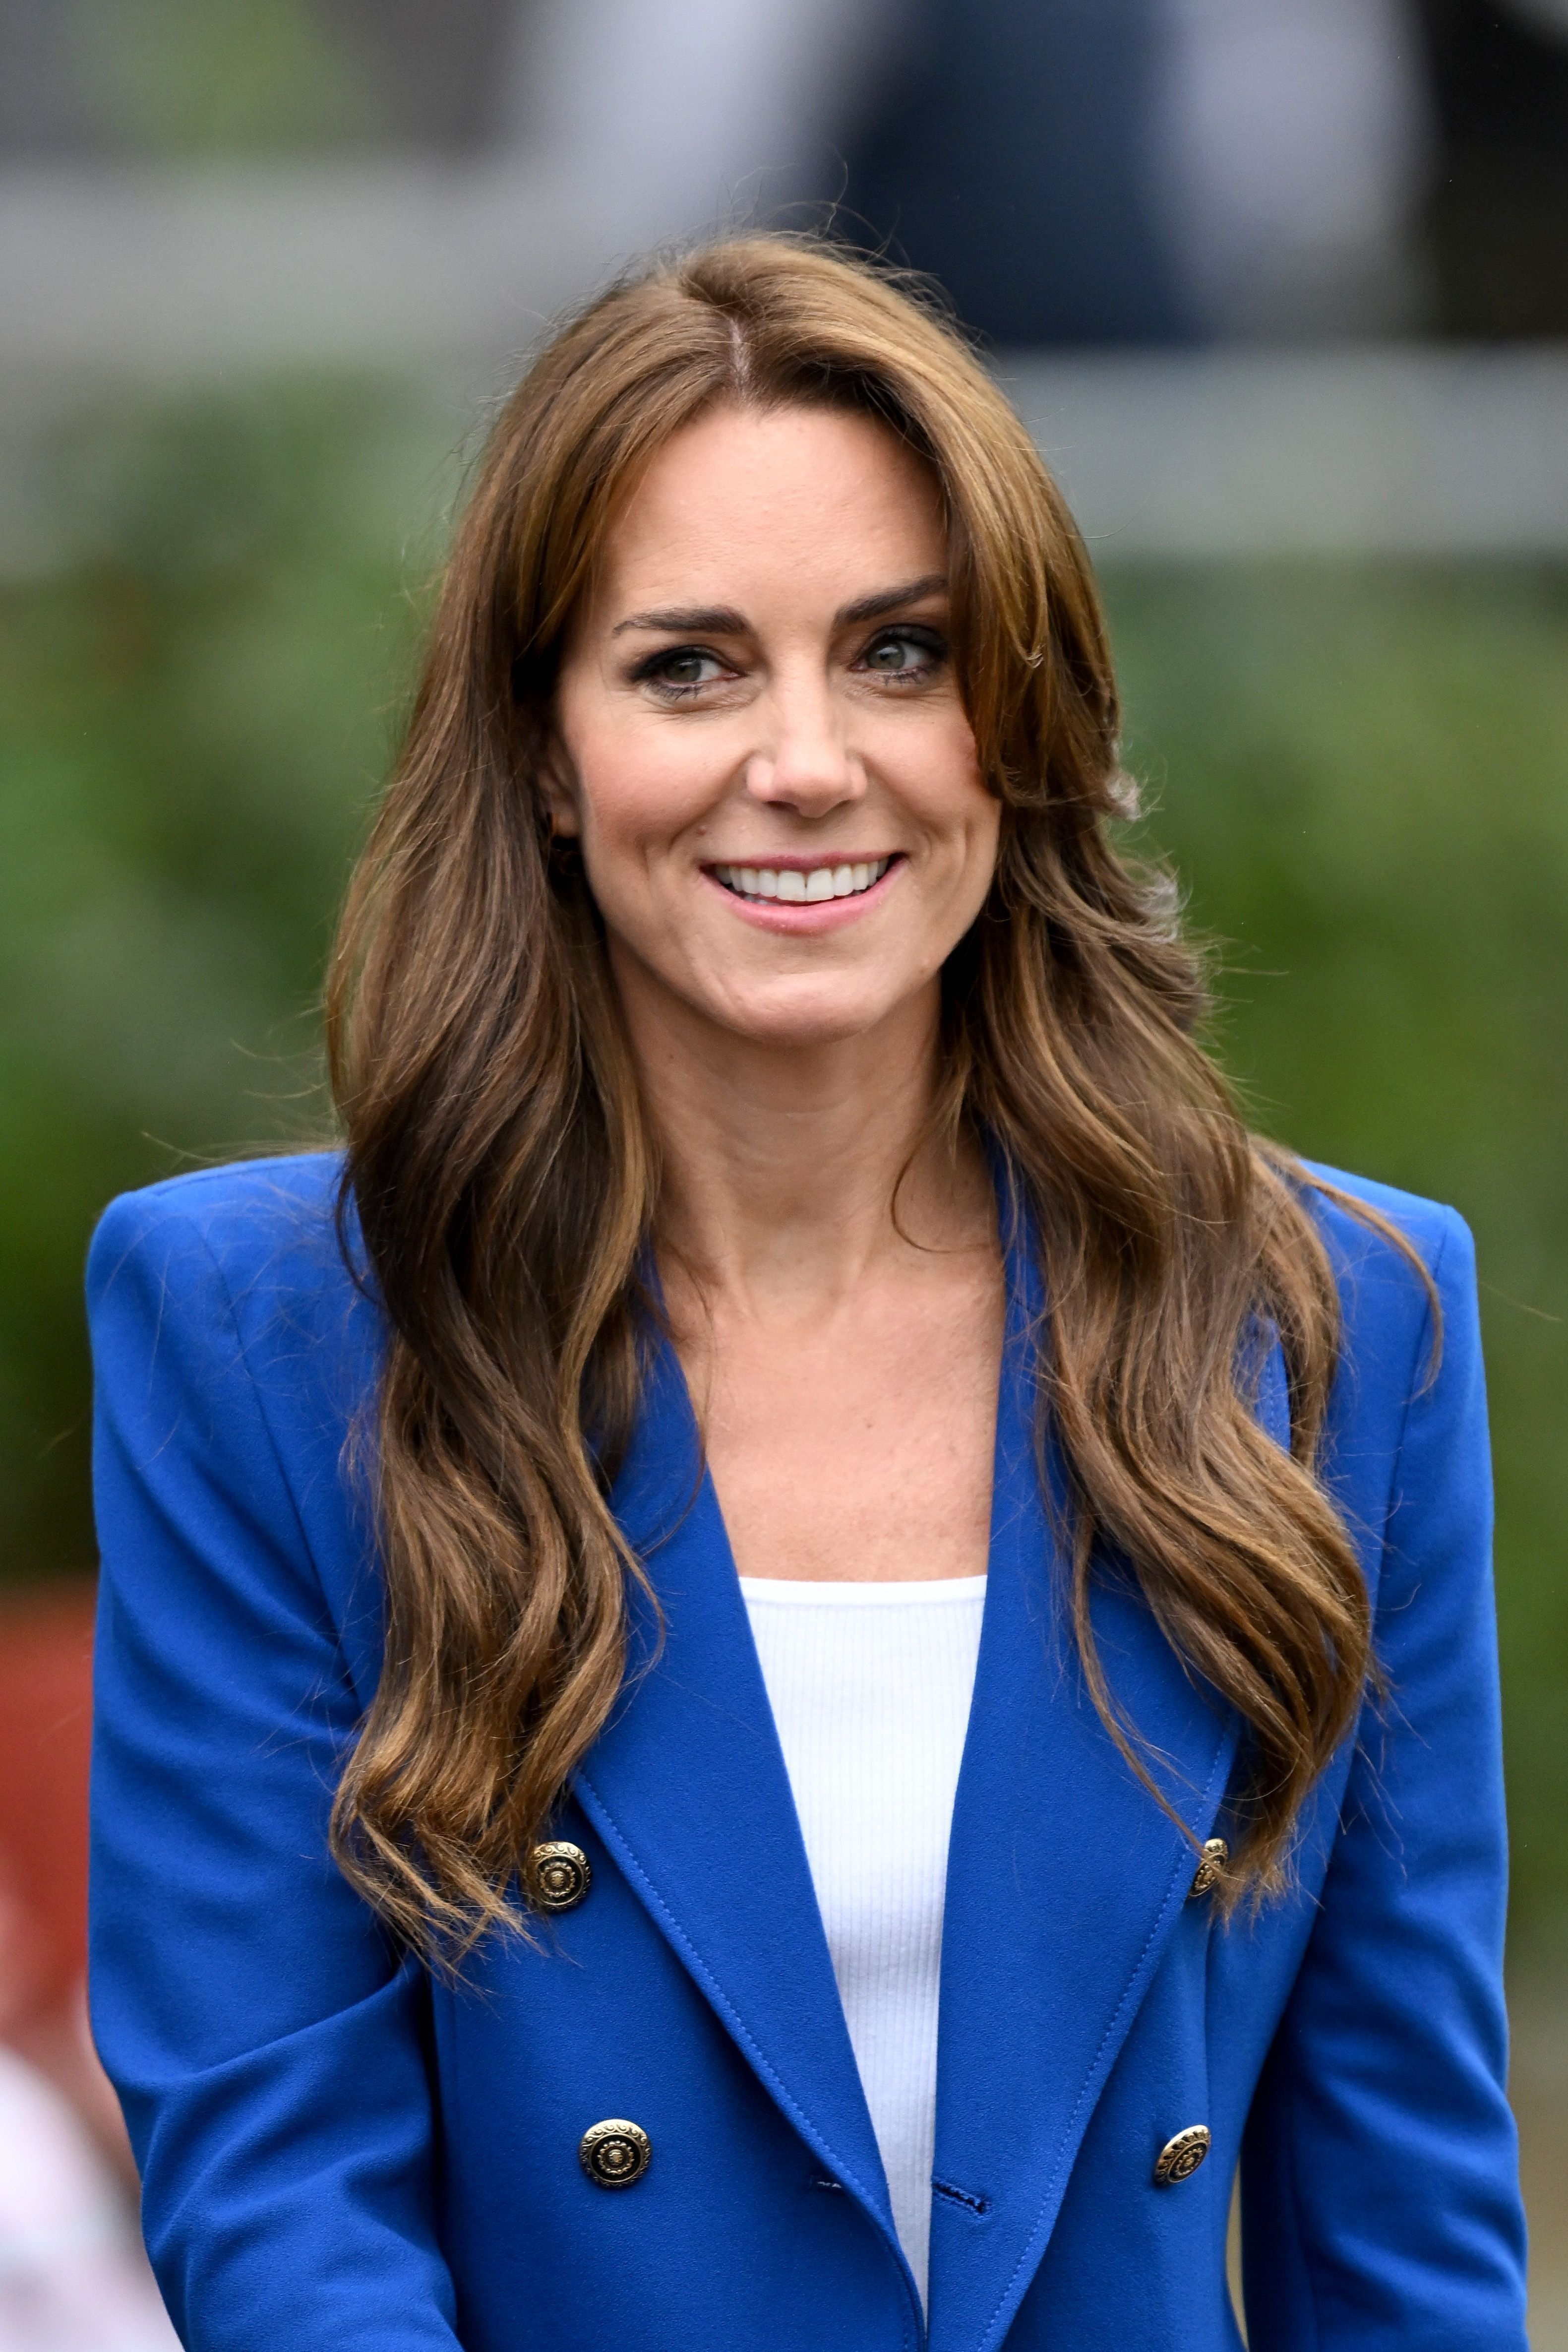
[0,1,1564,2340]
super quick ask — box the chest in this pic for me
[679,1257,1004,1582]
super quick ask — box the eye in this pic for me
[856,627,944,682]
[636,646,730,696]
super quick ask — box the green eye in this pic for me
[860,628,942,678]
[640,647,726,693]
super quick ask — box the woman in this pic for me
[86,238,1528,2351]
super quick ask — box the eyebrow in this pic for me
[609,573,949,637]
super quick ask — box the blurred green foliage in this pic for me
[0,379,453,1584]
[0,378,1563,1943]
[1108,563,1568,1951]
[69,0,376,156]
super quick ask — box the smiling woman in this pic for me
[84,238,1527,2352]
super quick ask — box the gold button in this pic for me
[531,1841,592,1914]
[1187,1838,1229,1900]
[579,2119,651,2188]
[1154,2125,1211,2186]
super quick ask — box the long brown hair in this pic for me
[326,234,1418,1955]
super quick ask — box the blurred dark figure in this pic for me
[822,0,1434,343]
[831,0,1190,344]
[1420,0,1568,332]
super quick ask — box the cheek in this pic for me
[955,796,1003,928]
[919,727,1000,925]
[904,715,994,858]
[565,714,723,863]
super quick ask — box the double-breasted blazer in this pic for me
[86,1151,1528,2352]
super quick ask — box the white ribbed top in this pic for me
[738,1574,987,2306]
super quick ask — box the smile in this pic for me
[709,858,896,904]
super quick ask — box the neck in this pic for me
[610,957,990,1309]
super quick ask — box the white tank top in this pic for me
[737,1574,987,2307]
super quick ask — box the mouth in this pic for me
[707,856,898,905]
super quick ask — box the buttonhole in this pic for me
[932,2178,989,2217]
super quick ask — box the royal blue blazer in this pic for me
[86,1152,1528,2352]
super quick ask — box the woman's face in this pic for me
[549,402,999,1052]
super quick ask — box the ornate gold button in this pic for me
[579,2119,651,2188]
[1154,2125,1211,2186]
[1187,1838,1229,1900]
[531,1841,592,1913]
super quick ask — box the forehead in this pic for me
[589,402,946,611]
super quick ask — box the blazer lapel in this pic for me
[925,1230,1241,2352]
[576,1205,1266,2352]
[573,1335,904,2272]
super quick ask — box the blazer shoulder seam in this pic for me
[170,1206,347,1646]
[1374,1206,1454,1580]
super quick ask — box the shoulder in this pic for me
[1297,1156,1460,1266]
[1295,1156,1471,1333]
[86,1151,380,1411]
[1290,1159,1483,1491]
[87,1156,385,1638]
[88,1150,354,1312]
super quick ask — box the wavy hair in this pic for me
[325,234,1421,1955]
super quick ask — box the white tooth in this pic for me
[758,869,779,897]
[804,868,834,902]
[719,867,738,890]
[832,864,854,897]
[778,870,808,901]
[874,858,891,880]
[851,863,869,892]
[740,868,759,895]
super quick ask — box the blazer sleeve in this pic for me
[87,1189,462,2352]
[1240,1208,1529,2350]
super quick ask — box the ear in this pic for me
[536,737,583,840]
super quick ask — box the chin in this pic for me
[708,978,916,1050]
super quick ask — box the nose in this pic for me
[742,671,867,820]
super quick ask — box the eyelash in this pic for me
[632,626,947,701]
